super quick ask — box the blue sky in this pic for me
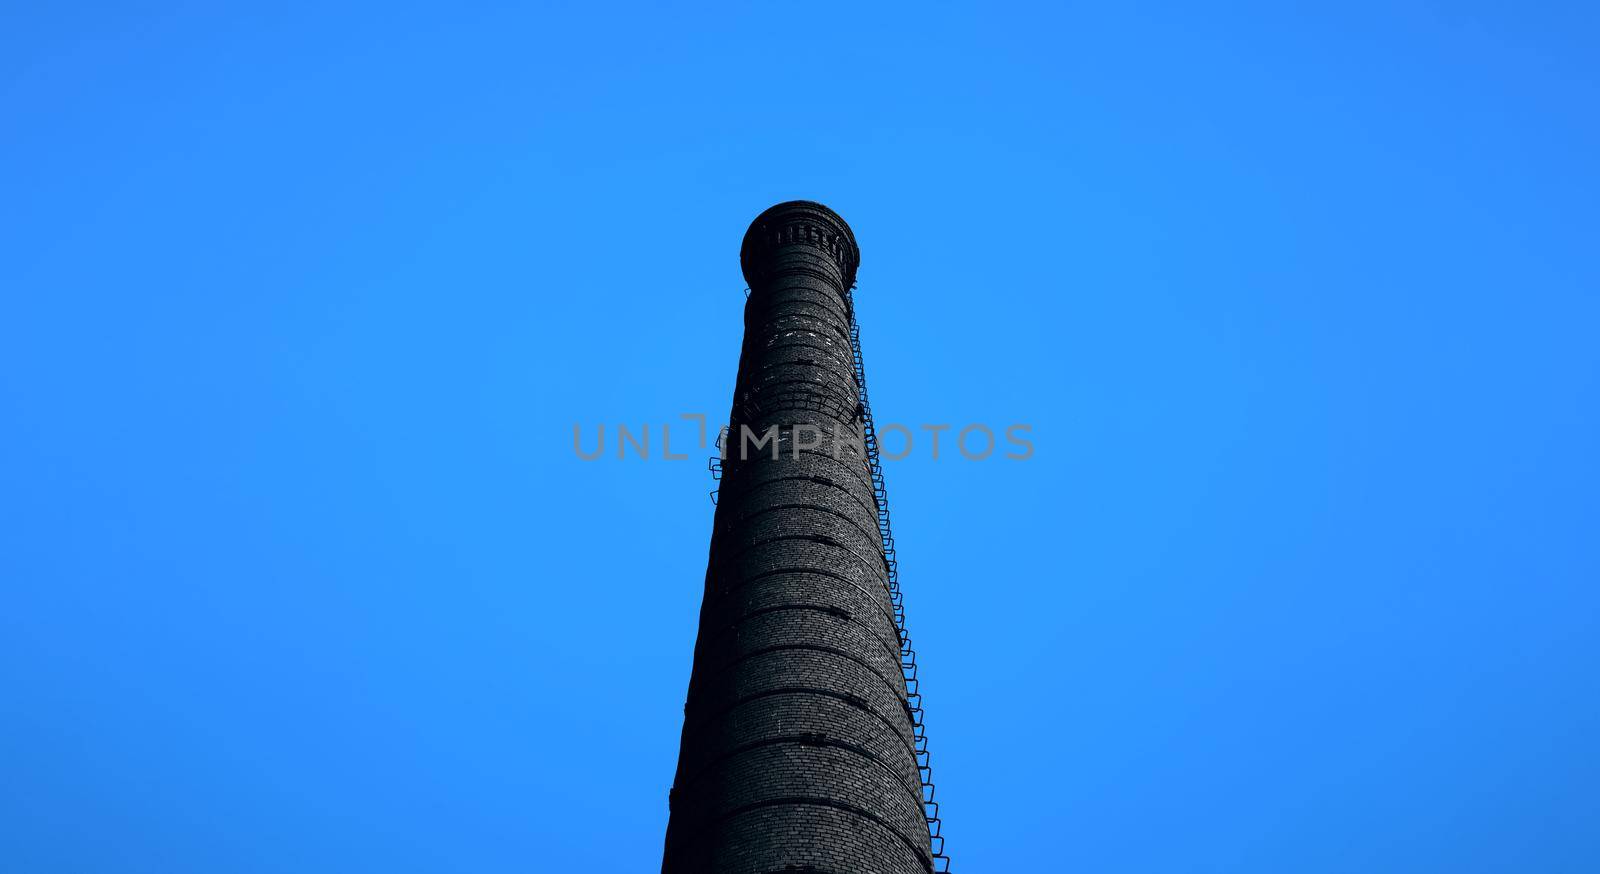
[3,3,1597,871]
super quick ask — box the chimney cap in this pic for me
[740,200,860,291]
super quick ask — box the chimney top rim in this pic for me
[740,200,861,290]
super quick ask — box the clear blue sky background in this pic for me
[3,3,1597,872]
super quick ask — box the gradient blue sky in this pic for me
[3,3,1598,872]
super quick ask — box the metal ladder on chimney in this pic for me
[848,289,952,874]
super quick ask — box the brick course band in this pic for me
[662,202,931,874]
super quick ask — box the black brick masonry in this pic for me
[661,203,932,874]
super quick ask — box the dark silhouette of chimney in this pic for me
[661,202,934,873]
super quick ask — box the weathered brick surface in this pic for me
[662,202,931,873]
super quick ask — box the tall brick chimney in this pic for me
[661,202,934,873]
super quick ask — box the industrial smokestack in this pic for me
[660,201,935,873]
